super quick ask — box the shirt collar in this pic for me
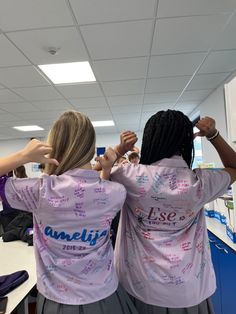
[63,168,100,179]
[151,155,189,168]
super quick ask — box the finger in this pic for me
[43,157,59,166]
[123,134,138,141]
[96,156,103,163]
[193,132,200,139]
[39,147,53,154]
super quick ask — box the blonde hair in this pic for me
[45,111,96,175]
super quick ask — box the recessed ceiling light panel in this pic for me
[92,120,115,127]
[38,61,96,84]
[13,125,44,131]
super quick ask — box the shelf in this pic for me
[206,216,236,252]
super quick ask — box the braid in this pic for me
[140,110,194,168]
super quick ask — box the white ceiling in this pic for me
[0,0,236,139]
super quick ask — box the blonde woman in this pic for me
[0,111,137,314]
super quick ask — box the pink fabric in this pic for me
[111,156,230,308]
[3,169,126,305]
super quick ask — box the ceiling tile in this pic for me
[146,76,190,93]
[111,104,142,114]
[0,89,24,103]
[199,50,236,74]
[107,94,144,106]
[56,83,103,98]
[142,103,174,112]
[93,57,148,81]
[16,110,63,121]
[69,97,107,108]
[78,107,111,116]
[70,0,156,24]
[0,102,39,113]
[186,73,230,90]
[148,53,205,77]
[152,15,229,55]
[144,92,180,104]
[0,66,49,88]
[214,15,236,50]
[174,102,199,114]
[13,86,63,101]
[0,0,74,31]
[31,100,74,111]
[101,79,145,96]
[0,112,21,122]
[85,113,113,121]
[8,27,89,64]
[180,89,213,102]
[113,113,140,124]
[0,35,30,67]
[81,21,153,59]
[157,0,236,17]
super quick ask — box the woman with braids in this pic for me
[107,110,236,314]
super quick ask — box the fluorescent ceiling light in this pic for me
[92,120,115,127]
[13,125,44,131]
[38,61,96,84]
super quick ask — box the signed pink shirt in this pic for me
[0,169,126,305]
[111,156,230,308]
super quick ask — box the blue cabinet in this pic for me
[209,233,222,314]
[208,231,236,314]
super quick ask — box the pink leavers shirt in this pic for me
[0,169,126,305]
[111,156,230,308]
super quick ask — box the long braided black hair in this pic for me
[140,110,194,168]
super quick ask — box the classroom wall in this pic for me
[197,85,228,167]
[192,69,236,167]
[95,131,143,150]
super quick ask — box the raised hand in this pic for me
[96,147,117,170]
[194,117,217,138]
[115,131,138,157]
[21,139,59,166]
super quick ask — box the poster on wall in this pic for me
[96,147,106,157]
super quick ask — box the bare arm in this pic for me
[196,117,236,184]
[0,139,59,176]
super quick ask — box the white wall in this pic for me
[191,71,236,167]
[198,85,228,167]
[95,131,143,150]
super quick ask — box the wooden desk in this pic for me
[0,239,36,314]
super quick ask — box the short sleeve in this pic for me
[193,169,231,204]
[0,177,41,213]
[111,164,134,188]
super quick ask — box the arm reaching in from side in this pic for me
[195,117,236,184]
[0,139,59,176]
